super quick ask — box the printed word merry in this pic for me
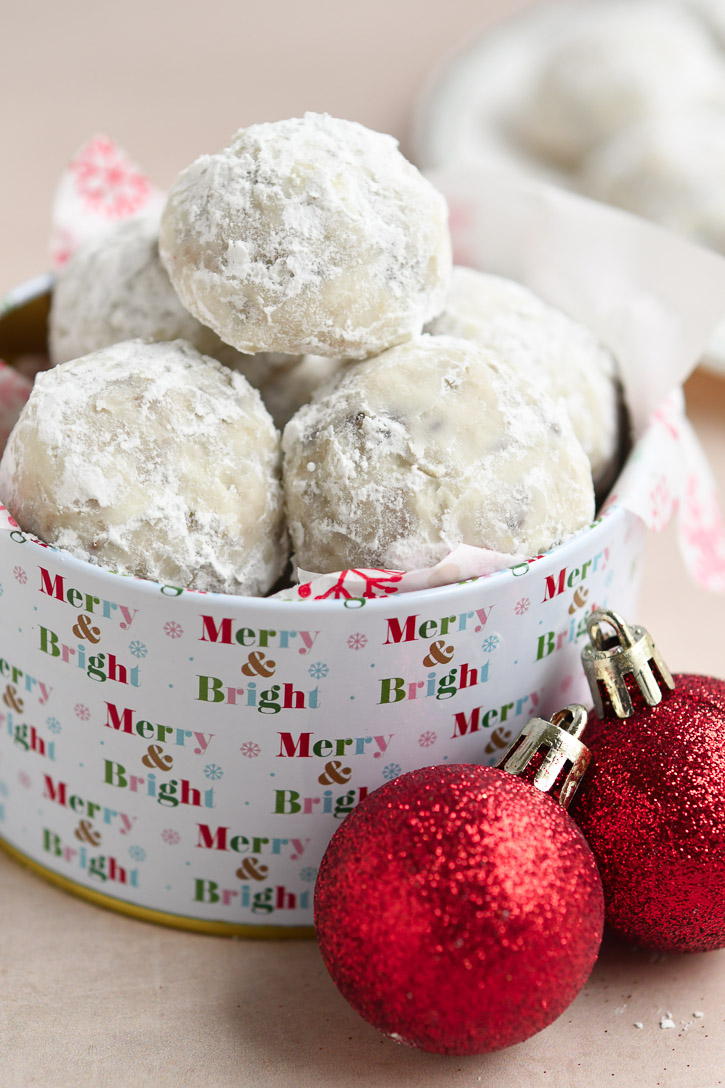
[450,691,540,740]
[277,732,393,759]
[104,702,213,754]
[199,615,320,654]
[197,677,320,713]
[39,629,140,686]
[38,568,139,629]
[43,831,139,886]
[43,774,136,834]
[273,785,368,818]
[383,606,494,645]
[103,761,215,808]
[379,661,490,705]
[541,549,609,603]
[196,824,310,859]
[193,880,310,914]
[0,658,52,704]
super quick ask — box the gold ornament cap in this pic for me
[498,704,592,810]
[581,609,675,719]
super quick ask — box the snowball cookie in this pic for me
[282,335,595,573]
[426,268,622,494]
[49,211,269,369]
[581,109,725,255]
[236,353,345,431]
[518,2,725,168]
[159,113,452,359]
[0,339,287,596]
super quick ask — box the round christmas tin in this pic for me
[0,278,649,936]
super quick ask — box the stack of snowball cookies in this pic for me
[0,114,623,596]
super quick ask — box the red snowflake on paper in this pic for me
[681,474,725,588]
[70,136,152,219]
[418,730,437,747]
[346,633,368,651]
[314,568,404,600]
[161,829,181,845]
[163,621,184,639]
[50,227,75,268]
[74,703,91,721]
[13,566,26,584]
[652,402,680,439]
[649,475,676,533]
[18,771,31,789]
[514,597,530,616]
[240,742,261,759]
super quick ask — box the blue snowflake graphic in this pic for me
[299,866,319,883]
[46,716,62,734]
[204,763,224,781]
[0,781,8,798]
[481,635,500,653]
[128,845,146,862]
[128,640,148,659]
[383,763,402,781]
[308,661,329,679]
[0,583,4,597]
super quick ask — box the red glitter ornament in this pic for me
[314,708,604,1056]
[572,609,725,953]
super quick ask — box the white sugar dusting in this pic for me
[427,268,621,492]
[159,113,452,358]
[282,334,594,573]
[0,339,287,595]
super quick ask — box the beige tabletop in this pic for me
[2,1,725,1085]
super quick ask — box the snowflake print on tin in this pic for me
[347,633,368,650]
[418,731,437,748]
[18,772,31,789]
[13,566,26,584]
[161,829,181,845]
[514,597,530,616]
[164,621,184,639]
[308,662,329,680]
[240,742,261,759]
[299,867,318,883]
[383,763,402,781]
[74,703,91,721]
[46,717,62,735]
[128,845,146,862]
[128,640,148,659]
[204,763,224,781]
[481,634,500,653]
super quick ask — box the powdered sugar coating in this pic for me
[159,113,452,359]
[518,2,725,167]
[282,335,595,572]
[49,212,277,370]
[581,109,725,255]
[238,353,345,430]
[0,340,287,595]
[426,268,621,493]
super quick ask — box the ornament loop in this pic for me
[498,704,592,809]
[581,609,674,719]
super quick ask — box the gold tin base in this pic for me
[0,837,315,939]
